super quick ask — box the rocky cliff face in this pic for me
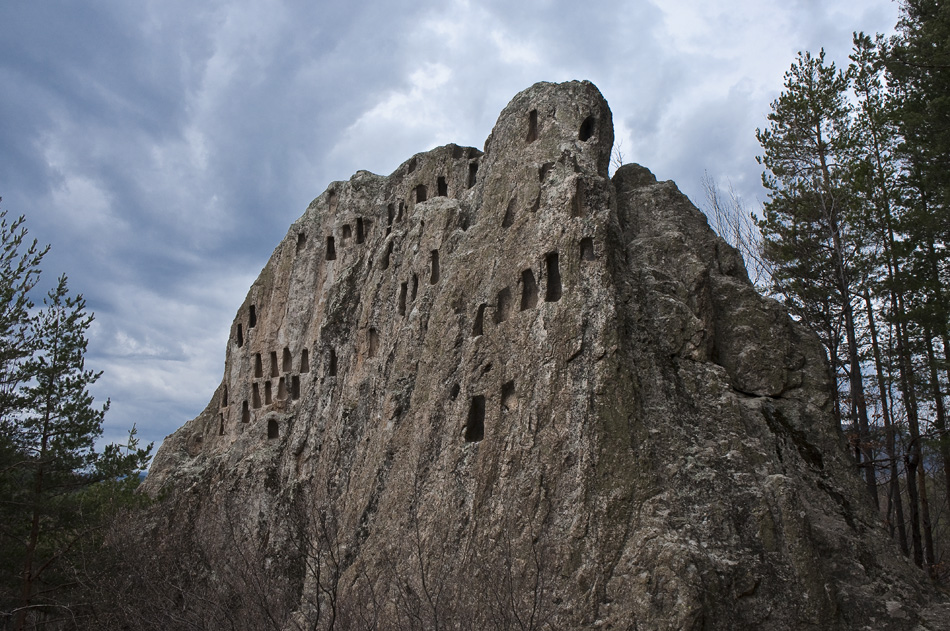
[141,81,947,630]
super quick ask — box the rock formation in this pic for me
[141,81,948,630]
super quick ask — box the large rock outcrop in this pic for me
[141,81,947,629]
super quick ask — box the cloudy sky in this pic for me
[1,0,901,453]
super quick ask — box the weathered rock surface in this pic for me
[142,81,948,629]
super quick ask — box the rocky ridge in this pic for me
[142,81,948,630]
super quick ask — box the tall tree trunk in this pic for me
[865,287,908,554]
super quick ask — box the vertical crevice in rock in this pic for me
[399,282,408,316]
[465,395,486,442]
[411,274,419,302]
[221,386,228,408]
[473,304,486,337]
[502,197,516,228]
[545,252,562,302]
[328,348,338,377]
[526,109,538,143]
[368,328,379,358]
[387,204,394,235]
[430,250,440,284]
[219,414,225,436]
[468,162,478,188]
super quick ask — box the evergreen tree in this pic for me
[0,212,151,629]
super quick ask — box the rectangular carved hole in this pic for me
[465,395,486,442]
[356,218,365,243]
[387,203,395,234]
[430,250,440,284]
[520,269,538,310]
[297,232,306,253]
[253,383,261,409]
[242,401,250,423]
[415,184,427,204]
[219,414,225,436]
[501,380,517,413]
[526,109,538,143]
[545,252,562,302]
[265,381,273,405]
[580,237,596,261]
[221,385,229,407]
[399,282,408,316]
[236,323,244,348]
[282,347,292,373]
[291,375,300,400]
[368,328,379,358]
[328,348,338,377]
[326,236,337,260]
[255,353,263,378]
[277,377,287,401]
[267,419,279,440]
[539,162,554,183]
[437,176,448,197]
[472,303,486,337]
[410,274,419,302]
[468,161,478,188]
[397,201,405,222]
[300,348,310,373]
[495,287,512,324]
[271,351,279,378]
[249,305,257,328]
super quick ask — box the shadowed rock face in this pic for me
[142,81,947,629]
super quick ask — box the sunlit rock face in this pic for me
[142,81,947,630]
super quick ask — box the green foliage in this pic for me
[0,205,152,628]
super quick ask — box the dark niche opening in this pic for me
[526,109,538,143]
[382,241,394,270]
[277,377,287,400]
[415,184,427,204]
[270,351,279,378]
[520,269,538,311]
[410,274,419,302]
[282,347,292,373]
[265,381,273,405]
[472,303,486,337]
[342,224,352,241]
[501,380,517,413]
[219,414,225,436]
[249,305,257,328]
[328,348,338,377]
[397,201,405,222]
[430,250,440,284]
[255,353,263,378]
[437,176,448,197]
[241,401,250,423]
[368,328,379,358]
[236,323,244,348]
[579,115,595,141]
[297,232,306,253]
[452,145,464,159]
[450,383,460,400]
[398,282,408,316]
[545,252,562,302]
[221,385,229,407]
[495,287,512,324]
[465,395,486,442]
[502,197,516,228]
[252,383,261,409]
[573,178,585,218]
[468,162,478,188]
[267,419,279,440]
[291,375,300,400]
[580,237,596,261]
[387,203,395,235]
[407,157,417,173]
[326,236,337,261]
[300,348,310,373]
[356,218,365,243]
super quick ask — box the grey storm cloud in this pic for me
[0,0,900,451]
